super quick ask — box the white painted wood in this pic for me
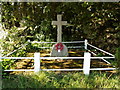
[31,41,84,44]
[31,41,56,44]
[83,52,91,75]
[40,56,114,60]
[67,46,84,48]
[4,42,29,57]
[88,43,114,57]
[0,57,34,59]
[91,57,115,59]
[1,39,116,75]
[0,56,114,60]
[34,52,40,73]
[62,41,84,43]
[42,69,83,71]
[84,39,88,50]
[4,69,34,71]
[88,49,111,64]
[40,57,84,59]
[52,15,67,42]
[90,68,116,70]
[37,46,84,49]
[4,68,116,72]
[42,68,116,71]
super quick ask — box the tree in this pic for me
[1,2,120,54]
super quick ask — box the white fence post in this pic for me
[85,39,88,50]
[34,52,40,73]
[83,52,91,75]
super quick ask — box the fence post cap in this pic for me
[85,39,88,42]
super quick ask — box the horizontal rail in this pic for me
[88,49,111,64]
[68,46,84,48]
[40,57,115,59]
[88,43,114,57]
[4,43,29,57]
[0,57,34,59]
[38,46,84,49]
[0,56,115,60]
[90,57,115,59]
[42,68,116,71]
[31,41,84,44]
[4,68,116,72]
[38,47,52,48]
[31,41,56,44]
[42,69,83,71]
[90,68,116,70]
[4,69,34,71]
[40,57,84,59]
[63,41,85,43]
[0,57,83,60]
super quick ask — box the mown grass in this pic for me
[2,71,119,89]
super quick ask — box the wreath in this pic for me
[55,43,64,51]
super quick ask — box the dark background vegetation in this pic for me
[1,2,120,89]
[1,2,120,54]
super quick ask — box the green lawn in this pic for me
[2,71,119,88]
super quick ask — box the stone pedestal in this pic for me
[50,43,68,57]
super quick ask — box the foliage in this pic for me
[1,2,120,54]
[1,2,119,81]
[115,47,120,72]
[2,71,119,88]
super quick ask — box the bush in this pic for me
[115,47,120,73]
[2,71,119,88]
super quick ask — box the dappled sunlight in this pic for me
[7,49,116,75]
[1,2,119,89]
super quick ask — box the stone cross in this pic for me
[52,15,67,42]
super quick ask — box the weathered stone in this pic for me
[52,15,67,42]
[50,43,68,57]
[51,15,68,57]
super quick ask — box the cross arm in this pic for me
[52,21,68,26]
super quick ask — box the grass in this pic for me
[2,71,119,89]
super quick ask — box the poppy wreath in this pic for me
[55,43,64,51]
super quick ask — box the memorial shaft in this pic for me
[52,15,67,42]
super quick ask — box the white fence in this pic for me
[0,40,116,75]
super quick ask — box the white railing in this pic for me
[0,39,116,75]
[3,40,30,57]
[87,43,114,57]
[35,46,84,49]
[87,43,115,64]
[31,41,84,44]
[31,40,85,49]
[1,52,116,75]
